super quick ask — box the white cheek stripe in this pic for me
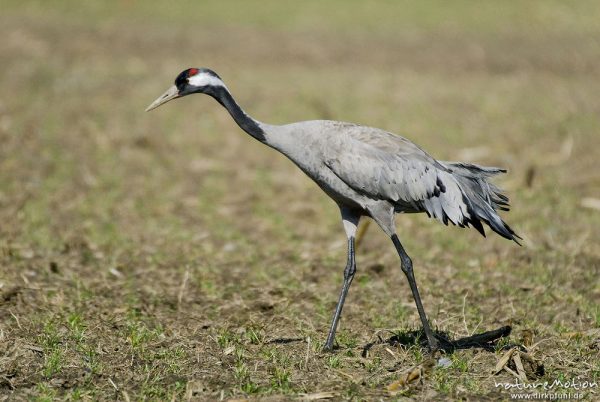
[188,73,227,89]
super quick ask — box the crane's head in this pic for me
[145,68,225,112]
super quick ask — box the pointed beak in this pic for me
[145,85,180,112]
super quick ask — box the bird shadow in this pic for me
[361,325,517,357]
[267,337,305,345]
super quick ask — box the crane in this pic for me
[146,68,520,352]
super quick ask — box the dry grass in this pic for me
[1,1,599,400]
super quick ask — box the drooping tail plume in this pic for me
[441,162,521,244]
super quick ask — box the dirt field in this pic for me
[1,1,599,400]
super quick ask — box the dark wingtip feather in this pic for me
[504,222,523,246]
[470,218,486,237]
[486,216,522,245]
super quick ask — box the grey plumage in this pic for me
[147,68,519,352]
[268,120,519,243]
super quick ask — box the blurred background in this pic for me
[1,1,599,400]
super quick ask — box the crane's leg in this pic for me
[323,207,360,352]
[391,234,440,352]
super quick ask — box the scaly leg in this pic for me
[323,207,360,352]
[391,234,440,352]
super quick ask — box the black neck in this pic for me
[207,86,266,142]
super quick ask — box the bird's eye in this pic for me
[175,69,192,88]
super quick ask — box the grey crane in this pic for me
[146,68,520,352]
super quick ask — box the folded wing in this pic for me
[324,128,448,204]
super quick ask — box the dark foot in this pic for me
[429,334,452,353]
[361,326,512,357]
[428,326,512,353]
[322,340,336,352]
